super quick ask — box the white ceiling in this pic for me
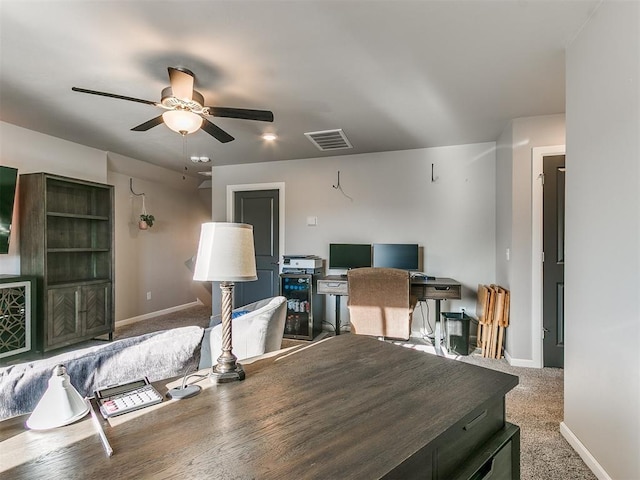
[0,0,600,177]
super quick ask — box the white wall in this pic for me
[495,122,513,287]
[212,143,496,335]
[0,121,210,322]
[564,2,640,479]
[108,153,211,320]
[495,115,565,365]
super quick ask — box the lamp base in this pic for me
[210,364,245,384]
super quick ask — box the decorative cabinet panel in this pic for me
[47,283,111,350]
[19,173,114,352]
[0,276,35,359]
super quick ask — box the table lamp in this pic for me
[193,222,257,383]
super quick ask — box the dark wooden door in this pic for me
[233,189,280,307]
[543,155,565,368]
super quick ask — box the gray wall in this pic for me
[495,115,565,365]
[211,143,496,336]
[564,1,639,478]
[108,153,211,320]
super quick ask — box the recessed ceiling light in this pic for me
[262,133,277,141]
[190,156,211,163]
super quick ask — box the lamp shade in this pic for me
[193,223,258,282]
[162,109,203,134]
[26,365,90,430]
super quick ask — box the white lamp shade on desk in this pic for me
[26,365,89,430]
[193,223,257,282]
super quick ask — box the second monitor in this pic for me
[372,243,419,270]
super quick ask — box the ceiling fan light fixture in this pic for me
[162,110,203,135]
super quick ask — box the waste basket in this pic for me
[442,312,472,355]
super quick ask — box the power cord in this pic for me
[322,320,337,333]
[419,300,435,341]
[167,366,206,400]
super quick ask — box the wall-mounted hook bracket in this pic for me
[332,170,353,201]
[332,171,342,189]
[130,178,145,197]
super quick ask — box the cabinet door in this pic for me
[82,283,111,336]
[47,286,82,347]
[0,281,32,358]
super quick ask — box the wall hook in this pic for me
[332,170,353,201]
[129,178,145,197]
[332,171,341,189]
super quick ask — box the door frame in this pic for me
[531,145,565,368]
[226,182,286,274]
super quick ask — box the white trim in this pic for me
[115,300,203,327]
[560,422,612,480]
[504,349,538,368]
[226,182,286,273]
[531,145,565,369]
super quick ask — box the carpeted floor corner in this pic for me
[455,353,596,480]
[113,304,213,340]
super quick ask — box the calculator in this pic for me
[94,377,163,418]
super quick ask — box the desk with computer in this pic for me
[316,243,461,345]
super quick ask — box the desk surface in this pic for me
[0,335,517,479]
[320,275,460,286]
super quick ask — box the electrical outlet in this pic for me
[146,291,152,300]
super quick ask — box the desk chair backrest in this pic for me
[347,267,415,340]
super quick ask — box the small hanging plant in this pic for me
[139,213,155,229]
[138,194,155,230]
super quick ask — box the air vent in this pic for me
[304,129,353,151]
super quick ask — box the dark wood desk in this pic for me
[0,335,519,479]
[318,275,462,337]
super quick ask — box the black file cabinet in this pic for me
[280,274,323,340]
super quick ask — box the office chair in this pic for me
[347,267,416,341]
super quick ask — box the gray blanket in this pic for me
[0,326,204,420]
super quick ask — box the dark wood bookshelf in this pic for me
[19,173,114,352]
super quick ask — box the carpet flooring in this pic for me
[12,304,596,479]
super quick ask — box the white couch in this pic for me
[199,296,287,369]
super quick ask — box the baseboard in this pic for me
[116,300,205,327]
[504,350,539,368]
[560,422,612,480]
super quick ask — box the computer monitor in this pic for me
[329,243,372,270]
[372,243,419,270]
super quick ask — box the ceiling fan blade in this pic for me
[201,118,235,143]
[72,87,158,106]
[168,67,194,101]
[131,115,164,131]
[205,106,274,122]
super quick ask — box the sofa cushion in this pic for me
[0,326,204,420]
[200,296,287,369]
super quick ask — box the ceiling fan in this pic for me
[72,67,274,143]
